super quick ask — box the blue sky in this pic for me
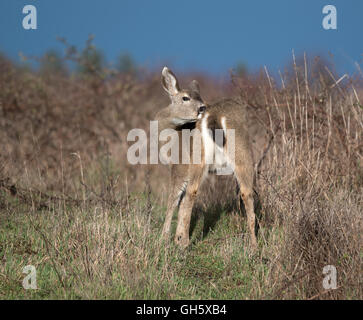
[0,0,362,75]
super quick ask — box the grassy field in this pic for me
[0,47,362,299]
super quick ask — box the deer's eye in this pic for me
[182,96,190,102]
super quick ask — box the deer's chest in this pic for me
[200,114,230,172]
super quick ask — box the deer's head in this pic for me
[161,67,206,127]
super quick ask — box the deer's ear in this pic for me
[161,67,180,96]
[189,80,200,95]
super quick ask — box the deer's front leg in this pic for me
[175,164,205,248]
[162,180,187,239]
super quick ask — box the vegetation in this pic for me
[0,42,362,299]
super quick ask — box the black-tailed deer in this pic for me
[155,67,257,248]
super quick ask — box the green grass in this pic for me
[0,191,278,300]
[1,185,361,300]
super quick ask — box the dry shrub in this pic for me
[244,57,363,299]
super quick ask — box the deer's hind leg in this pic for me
[233,154,257,249]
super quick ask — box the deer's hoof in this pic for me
[175,234,189,248]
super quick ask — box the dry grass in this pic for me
[0,49,362,299]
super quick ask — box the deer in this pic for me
[155,67,257,249]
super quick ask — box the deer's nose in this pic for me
[198,106,206,114]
